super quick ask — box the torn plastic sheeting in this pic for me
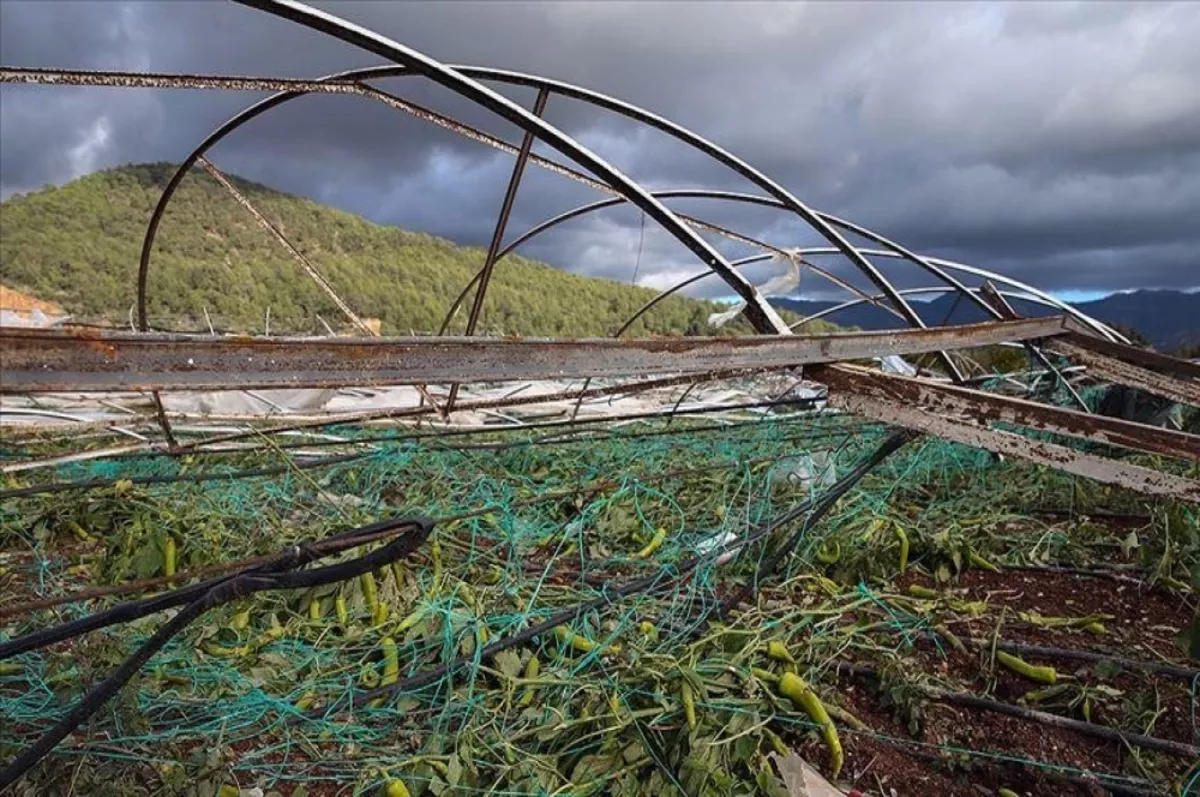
[158,388,337,415]
[770,451,837,489]
[708,251,800,328]
[876,354,917,376]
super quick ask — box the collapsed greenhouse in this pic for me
[1,2,1198,795]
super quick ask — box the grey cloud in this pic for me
[1,0,1198,304]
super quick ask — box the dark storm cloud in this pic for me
[1,0,1197,300]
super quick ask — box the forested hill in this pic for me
[1,163,810,337]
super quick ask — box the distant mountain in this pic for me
[0,163,829,338]
[775,289,1199,352]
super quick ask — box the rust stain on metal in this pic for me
[817,365,1200,462]
[1046,339,1200,407]
[0,317,1071,393]
[823,383,1200,503]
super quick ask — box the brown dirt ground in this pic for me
[817,566,1198,796]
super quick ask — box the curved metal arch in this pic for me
[142,6,1116,354]
[438,195,905,336]
[224,0,789,336]
[789,285,1076,327]
[793,248,1126,343]
[480,192,932,332]
[616,253,775,336]
[475,189,1122,343]
[450,70,945,345]
[134,63,878,343]
[148,3,938,348]
[489,190,1008,330]
[138,47,787,336]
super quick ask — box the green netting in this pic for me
[1,405,1196,796]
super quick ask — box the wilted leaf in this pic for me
[756,766,791,797]
[679,666,708,701]
[571,753,619,785]
[621,741,646,765]
[494,649,522,680]
[133,543,163,579]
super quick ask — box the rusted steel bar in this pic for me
[820,377,1200,503]
[976,281,1093,412]
[817,365,1200,462]
[1045,339,1200,407]
[445,87,550,414]
[0,317,1070,393]
[197,157,375,337]
[1057,328,1200,382]
[978,281,1021,320]
[0,66,376,92]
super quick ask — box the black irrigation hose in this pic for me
[975,638,1200,682]
[0,515,424,659]
[716,429,917,617]
[0,516,433,790]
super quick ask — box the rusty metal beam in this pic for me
[1058,331,1200,383]
[820,374,1200,503]
[1045,339,1200,408]
[0,317,1070,393]
[445,86,550,414]
[817,365,1200,462]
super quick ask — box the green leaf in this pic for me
[1093,659,1124,679]
[132,543,163,579]
[678,665,708,701]
[571,753,619,785]
[621,741,646,765]
[755,766,789,797]
[446,754,462,786]
[733,733,756,765]
[1120,531,1139,558]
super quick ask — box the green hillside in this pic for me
[0,163,818,337]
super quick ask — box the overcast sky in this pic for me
[2,0,1198,304]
